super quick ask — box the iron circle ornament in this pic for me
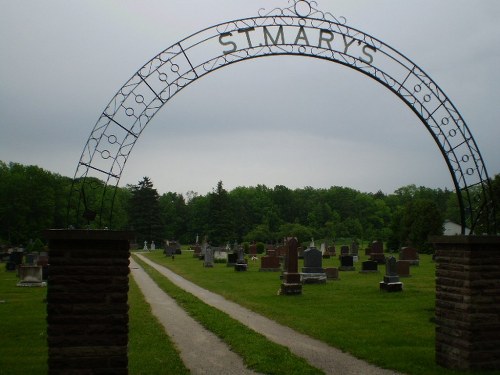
[295,0,313,17]
[69,0,496,234]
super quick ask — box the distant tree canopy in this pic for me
[2,160,495,253]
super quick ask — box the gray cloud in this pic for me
[1,0,498,196]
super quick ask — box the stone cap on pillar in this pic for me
[44,229,135,241]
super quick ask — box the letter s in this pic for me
[219,32,237,55]
[360,44,376,65]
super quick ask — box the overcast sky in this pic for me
[1,0,499,197]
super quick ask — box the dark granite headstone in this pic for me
[380,256,403,292]
[302,247,324,273]
[235,246,247,271]
[280,238,302,295]
[227,253,237,267]
[399,247,420,266]
[351,240,359,256]
[324,267,340,280]
[396,260,411,277]
[361,260,378,273]
[370,241,386,264]
[339,255,355,271]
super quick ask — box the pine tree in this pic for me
[128,177,164,246]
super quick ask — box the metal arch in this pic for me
[68,0,496,233]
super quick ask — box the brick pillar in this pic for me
[431,236,500,371]
[45,230,133,375]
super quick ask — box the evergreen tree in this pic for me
[128,177,164,246]
[207,181,233,245]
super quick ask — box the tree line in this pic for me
[1,161,498,253]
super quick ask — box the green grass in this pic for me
[142,250,500,375]
[128,274,190,375]
[132,254,324,375]
[0,265,189,375]
[0,268,47,374]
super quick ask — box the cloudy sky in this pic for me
[1,0,499,197]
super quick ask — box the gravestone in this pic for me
[17,265,44,287]
[370,241,386,264]
[151,241,156,251]
[204,246,214,268]
[339,255,355,271]
[396,260,411,277]
[193,244,201,258]
[227,253,237,267]
[234,246,247,272]
[37,252,49,281]
[351,240,359,256]
[399,247,420,266]
[380,256,403,292]
[260,249,280,272]
[328,245,336,256]
[360,260,379,273]
[301,245,326,284]
[324,267,340,280]
[249,243,257,256]
[340,245,350,258]
[280,238,302,295]
[214,249,228,261]
[25,253,38,265]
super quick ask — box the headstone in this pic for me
[351,240,359,256]
[17,265,44,287]
[301,246,326,284]
[214,249,228,261]
[25,253,38,265]
[193,244,201,258]
[204,246,214,267]
[227,253,237,267]
[324,267,340,280]
[380,256,403,292]
[234,246,247,271]
[360,260,379,273]
[280,238,302,295]
[260,250,280,272]
[249,243,257,255]
[399,247,420,266]
[328,245,336,256]
[340,245,350,257]
[370,241,386,264]
[151,241,156,251]
[143,241,148,251]
[396,260,411,277]
[339,255,356,271]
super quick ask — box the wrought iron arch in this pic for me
[69,0,496,234]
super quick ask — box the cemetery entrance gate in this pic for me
[68,0,496,235]
[60,1,499,371]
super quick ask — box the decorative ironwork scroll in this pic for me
[69,0,496,234]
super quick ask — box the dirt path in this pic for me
[133,253,402,375]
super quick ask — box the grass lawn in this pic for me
[142,250,500,375]
[0,265,189,375]
[0,269,47,374]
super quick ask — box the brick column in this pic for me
[45,230,133,375]
[431,236,500,371]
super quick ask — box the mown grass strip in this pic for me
[128,273,190,375]
[132,254,324,375]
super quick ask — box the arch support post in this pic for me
[431,236,500,371]
[44,230,134,375]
